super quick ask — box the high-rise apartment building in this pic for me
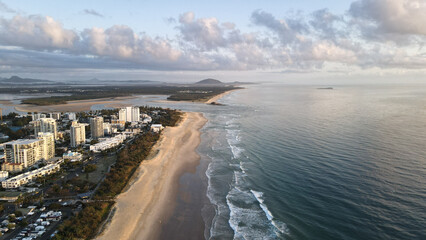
[37,132,55,160]
[70,121,86,147]
[32,118,58,139]
[90,116,104,139]
[2,134,55,172]
[118,107,140,122]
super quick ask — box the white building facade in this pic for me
[2,163,61,188]
[37,132,55,161]
[4,139,43,168]
[90,134,128,152]
[32,118,58,140]
[70,121,86,148]
[119,107,140,122]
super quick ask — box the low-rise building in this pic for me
[89,134,128,152]
[150,124,164,133]
[1,163,24,173]
[50,112,61,120]
[0,171,8,181]
[1,162,61,188]
[111,119,125,130]
[65,112,76,120]
[103,123,112,135]
[62,151,83,162]
[0,133,9,141]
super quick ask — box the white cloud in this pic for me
[0,15,78,49]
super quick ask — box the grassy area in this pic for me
[84,155,117,184]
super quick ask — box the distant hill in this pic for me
[0,76,56,84]
[195,78,224,85]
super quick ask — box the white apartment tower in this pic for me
[118,107,140,122]
[90,116,104,139]
[37,132,55,160]
[3,135,54,170]
[70,121,86,148]
[32,118,58,139]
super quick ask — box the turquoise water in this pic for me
[117,84,426,239]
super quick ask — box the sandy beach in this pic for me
[206,89,237,104]
[96,112,207,240]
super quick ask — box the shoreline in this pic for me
[205,89,237,104]
[13,96,136,112]
[96,112,207,240]
[153,89,239,105]
[6,89,237,113]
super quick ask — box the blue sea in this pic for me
[132,84,426,240]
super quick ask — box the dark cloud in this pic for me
[0,1,15,13]
[83,9,104,18]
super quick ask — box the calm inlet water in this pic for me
[122,84,425,240]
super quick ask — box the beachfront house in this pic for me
[150,124,164,133]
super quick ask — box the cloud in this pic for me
[83,9,104,18]
[177,12,227,50]
[251,10,308,45]
[0,1,15,13]
[0,15,78,49]
[0,1,426,74]
[349,0,426,44]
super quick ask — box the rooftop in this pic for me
[5,139,41,145]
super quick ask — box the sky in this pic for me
[0,0,426,83]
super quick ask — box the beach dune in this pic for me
[96,111,207,240]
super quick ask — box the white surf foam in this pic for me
[251,190,290,236]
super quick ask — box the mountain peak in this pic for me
[195,78,223,85]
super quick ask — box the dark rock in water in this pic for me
[210,102,225,106]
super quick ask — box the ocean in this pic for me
[139,84,426,240]
[2,84,426,239]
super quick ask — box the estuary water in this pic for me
[144,83,426,240]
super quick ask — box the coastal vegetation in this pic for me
[54,202,114,240]
[0,124,31,141]
[21,93,127,105]
[94,132,160,198]
[167,88,233,102]
[3,85,242,105]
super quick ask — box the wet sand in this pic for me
[96,112,207,240]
